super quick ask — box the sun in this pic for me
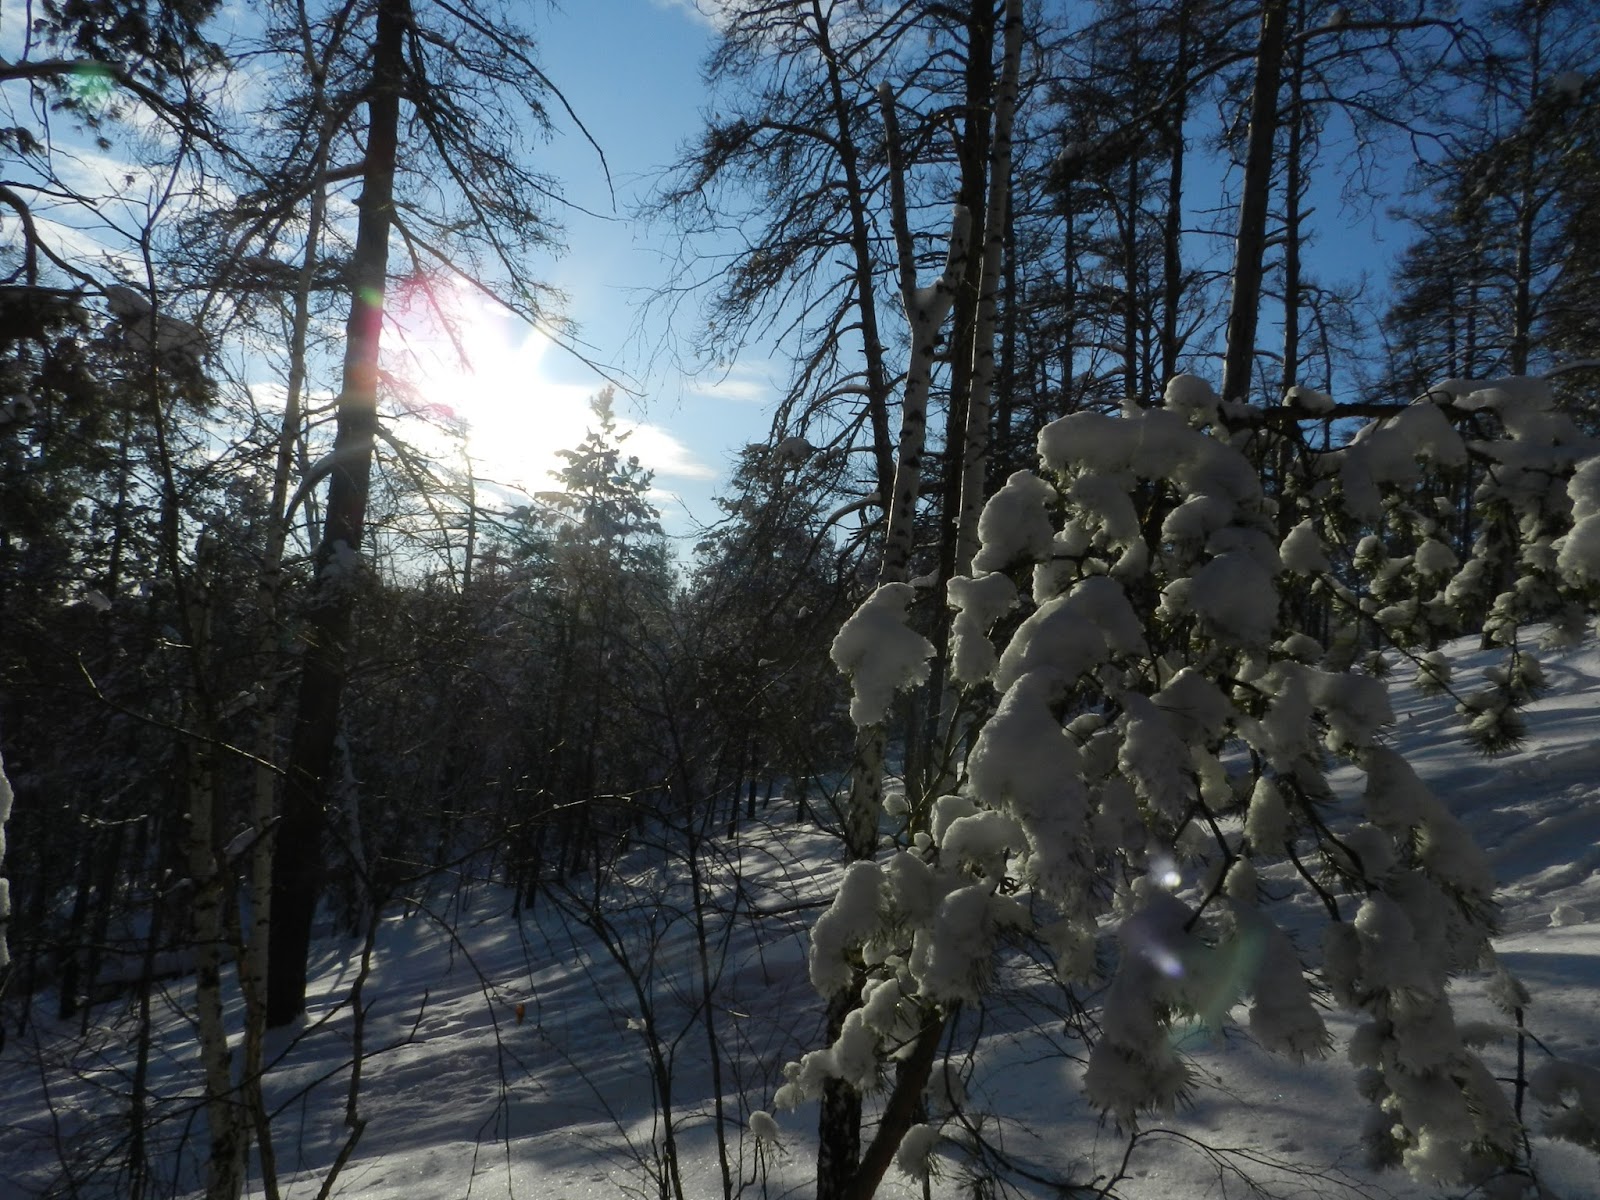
[392,281,600,499]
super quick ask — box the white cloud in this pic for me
[246,381,289,411]
[626,422,717,481]
[0,210,144,283]
[684,364,775,406]
[647,0,743,30]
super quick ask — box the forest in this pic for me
[2,0,1599,1197]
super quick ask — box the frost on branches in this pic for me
[788,371,1600,1189]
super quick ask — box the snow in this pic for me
[1278,517,1331,574]
[1284,384,1334,413]
[1413,535,1460,575]
[1162,372,1220,425]
[748,1109,782,1145]
[105,284,207,363]
[808,859,886,995]
[895,1121,942,1180]
[1183,551,1278,647]
[1159,493,1234,544]
[994,574,1144,691]
[830,582,935,725]
[1557,456,1600,584]
[5,634,1600,1199]
[320,537,361,584]
[971,470,1059,572]
[1332,403,1467,521]
[965,672,1089,899]
[1244,775,1291,851]
[945,571,1018,685]
[773,434,815,462]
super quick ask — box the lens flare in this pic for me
[66,63,116,108]
[1149,853,1182,891]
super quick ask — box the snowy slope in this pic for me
[2,634,1598,1199]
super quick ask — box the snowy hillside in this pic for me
[3,632,1599,1199]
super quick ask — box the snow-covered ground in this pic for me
[3,633,1598,1198]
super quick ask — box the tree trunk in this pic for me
[816,987,864,1200]
[0,750,13,977]
[1277,0,1306,540]
[1220,0,1288,403]
[843,1012,947,1200]
[955,0,1024,576]
[879,91,972,587]
[936,0,997,598]
[183,574,247,1200]
[816,87,969,1200]
[1160,0,1192,384]
[1508,5,1543,377]
[267,0,407,1028]
[815,0,899,504]
[1280,0,1306,401]
[1122,145,1142,401]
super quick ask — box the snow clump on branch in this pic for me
[830,582,934,726]
[784,367,1600,1189]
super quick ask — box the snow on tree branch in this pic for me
[829,582,934,727]
[792,361,1600,1190]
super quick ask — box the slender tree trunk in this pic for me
[135,246,247,1194]
[57,840,93,1020]
[1122,149,1141,400]
[842,1014,947,1200]
[877,92,971,589]
[268,0,408,1027]
[817,86,970,1200]
[936,0,997,597]
[955,0,1024,576]
[0,751,13,983]
[1160,0,1191,383]
[816,981,864,1199]
[813,0,898,504]
[1277,4,1306,541]
[1281,0,1306,400]
[1508,8,1543,377]
[1220,0,1288,403]
[126,868,165,1200]
[184,577,247,1200]
[239,157,326,1183]
[1061,203,1078,414]
[924,0,998,803]
[994,193,1019,473]
[80,822,122,1034]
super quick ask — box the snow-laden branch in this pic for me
[797,362,1600,1188]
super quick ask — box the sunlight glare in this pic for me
[397,285,599,500]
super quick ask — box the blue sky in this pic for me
[0,0,773,545]
[2,0,1417,549]
[511,1,1413,547]
[479,0,778,544]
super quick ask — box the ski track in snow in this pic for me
[2,637,1598,1198]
